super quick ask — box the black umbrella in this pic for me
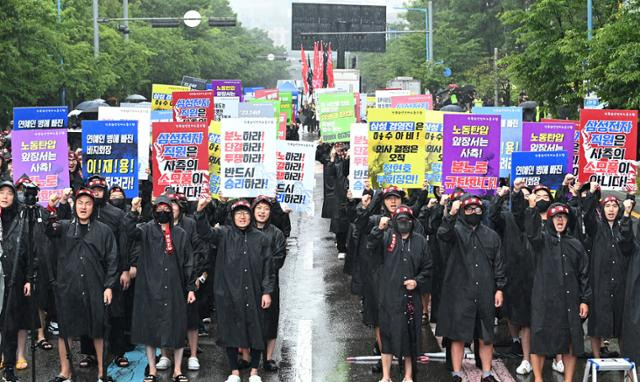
[440,105,464,112]
[124,94,147,103]
[74,99,110,113]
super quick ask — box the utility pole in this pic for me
[494,47,499,106]
[93,0,99,58]
[123,0,129,41]
[587,0,593,40]
[428,1,433,62]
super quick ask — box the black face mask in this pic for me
[110,199,125,209]
[154,210,172,224]
[94,195,105,206]
[536,200,551,212]
[396,219,413,234]
[465,213,482,226]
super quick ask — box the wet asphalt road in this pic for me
[17,133,634,382]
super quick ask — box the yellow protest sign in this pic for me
[208,121,221,199]
[151,84,190,110]
[368,108,426,189]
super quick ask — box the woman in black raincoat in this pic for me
[125,195,196,382]
[251,196,287,372]
[195,198,274,382]
[436,195,505,382]
[524,201,591,382]
[582,191,635,357]
[46,188,118,382]
[368,205,432,382]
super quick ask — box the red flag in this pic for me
[313,41,323,90]
[327,43,335,88]
[301,44,309,94]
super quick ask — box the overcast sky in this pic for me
[227,0,408,51]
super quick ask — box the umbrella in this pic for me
[74,99,110,113]
[440,105,464,112]
[519,101,538,109]
[124,94,147,103]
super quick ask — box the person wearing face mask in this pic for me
[195,197,274,382]
[68,151,85,192]
[368,206,432,382]
[436,195,506,382]
[108,186,127,211]
[581,187,635,358]
[251,196,286,372]
[45,188,118,382]
[124,196,196,382]
[524,202,591,382]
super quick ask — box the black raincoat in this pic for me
[582,195,634,338]
[367,213,432,357]
[316,144,336,219]
[524,207,592,355]
[255,221,286,340]
[417,203,444,321]
[124,212,195,348]
[329,157,350,235]
[436,213,506,343]
[46,216,118,338]
[621,229,640,364]
[195,211,274,350]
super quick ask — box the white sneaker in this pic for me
[402,379,413,382]
[156,356,171,370]
[187,357,200,371]
[248,376,263,382]
[516,360,532,375]
[378,379,392,382]
[338,253,346,260]
[225,376,241,382]
[552,359,565,374]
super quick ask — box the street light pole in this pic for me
[123,0,129,41]
[428,1,433,62]
[93,0,99,58]
[587,0,593,40]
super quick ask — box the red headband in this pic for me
[88,178,107,189]
[231,200,251,212]
[393,205,413,218]
[452,191,465,201]
[462,197,482,208]
[533,185,551,195]
[547,205,569,219]
[75,188,94,199]
[600,196,620,207]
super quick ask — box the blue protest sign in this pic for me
[472,106,523,177]
[511,151,568,189]
[13,106,68,130]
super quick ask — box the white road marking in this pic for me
[295,319,313,382]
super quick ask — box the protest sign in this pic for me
[213,96,239,121]
[522,122,574,172]
[150,110,173,122]
[172,90,214,124]
[317,92,356,143]
[181,76,209,90]
[82,120,139,198]
[220,117,277,198]
[13,107,68,130]
[211,80,243,99]
[279,91,293,125]
[151,84,190,110]
[255,89,279,100]
[276,140,315,214]
[243,86,264,101]
[390,94,433,110]
[578,109,638,191]
[349,123,369,198]
[368,108,426,189]
[442,114,501,196]
[208,122,221,198]
[425,111,444,187]
[472,106,522,177]
[375,90,410,108]
[511,151,568,189]
[542,118,581,176]
[279,113,287,140]
[238,103,274,118]
[11,129,69,206]
[99,106,151,180]
[152,122,209,200]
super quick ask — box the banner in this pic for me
[220,117,277,198]
[151,84,190,110]
[238,103,274,118]
[317,92,356,143]
[542,118,581,176]
[472,106,522,177]
[279,91,293,125]
[11,129,69,206]
[375,90,410,108]
[578,109,638,191]
[511,151,569,189]
[152,122,209,200]
[99,106,151,180]
[181,76,209,90]
[172,90,214,124]
[425,111,444,187]
[211,80,243,99]
[243,86,264,101]
[442,114,501,196]
[276,140,315,214]
[522,122,574,172]
[349,123,369,198]
[279,113,287,140]
[368,109,426,189]
[82,120,139,198]
[13,107,68,130]
[391,94,433,111]
[255,89,279,100]
[208,122,221,198]
[150,110,173,122]
[213,96,240,121]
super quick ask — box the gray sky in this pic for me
[227,0,408,51]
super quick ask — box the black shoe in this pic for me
[452,376,462,382]
[264,360,279,372]
[3,368,18,382]
[237,359,251,370]
[372,342,381,356]
[481,375,498,382]
[510,341,523,356]
[197,327,209,337]
[371,360,382,373]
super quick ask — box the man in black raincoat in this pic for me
[251,196,287,372]
[329,143,350,259]
[621,222,640,366]
[436,195,505,382]
[316,142,336,219]
[124,195,195,382]
[195,198,274,382]
[0,181,32,382]
[582,189,635,358]
[524,201,591,382]
[46,188,118,382]
[368,205,432,382]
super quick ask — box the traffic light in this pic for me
[208,17,236,27]
[150,19,181,28]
